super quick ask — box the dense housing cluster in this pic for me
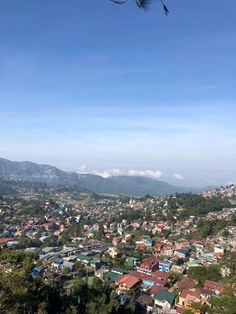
[0,182,236,313]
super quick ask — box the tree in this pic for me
[188,265,222,286]
[209,294,236,314]
[74,261,87,278]
[111,0,169,15]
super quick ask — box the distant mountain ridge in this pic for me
[0,157,194,196]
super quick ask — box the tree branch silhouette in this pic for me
[110,0,169,14]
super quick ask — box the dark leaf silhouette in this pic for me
[111,0,169,14]
[110,0,128,4]
[161,0,169,15]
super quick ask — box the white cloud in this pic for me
[78,164,86,171]
[73,164,87,173]
[93,170,111,178]
[111,168,121,175]
[92,168,162,179]
[128,169,162,179]
[173,173,184,180]
[93,168,121,178]
[226,180,236,185]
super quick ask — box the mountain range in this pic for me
[0,157,198,196]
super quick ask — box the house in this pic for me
[108,247,120,258]
[51,257,64,270]
[61,261,74,271]
[153,270,171,282]
[159,260,172,272]
[125,257,138,268]
[7,241,19,248]
[116,274,141,295]
[136,256,159,275]
[95,267,109,280]
[104,267,127,283]
[129,271,167,289]
[39,235,50,242]
[214,245,225,257]
[112,267,127,275]
[188,259,202,268]
[171,264,185,274]
[31,266,44,278]
[0,237,13,247]
[178,277,197,290]
[43,271,60,281]
[161,245,174,257]
[90,258,103,270]
[112,237,121,246]
[203,280,226,295]
[150,285,167,296]
[174,249,190,259]
[154,290,176,312]
[177,288,201,309]
[116,291,127,305]
[104,271,122,283]
[77,254,91,265]
[143,236,153,248]
[136,294,154,313]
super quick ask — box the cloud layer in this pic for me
[127,169,162,179]
[173,173,184,180]
[91,169,162,179]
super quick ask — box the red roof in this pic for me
[153,270,170,281]
[179,277,197,289]
[215,252,224,257]
[136,243,145,249]
[112,237,120,242]
[129,271,167,286]
[179,288,201,300]
[0,237,13,243]
[140,255,159,267]
[175,306,183,313]
[204,280,226,291]
[150,285,167,295]
[116,274,140,289]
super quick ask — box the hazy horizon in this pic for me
[1,155,236,188]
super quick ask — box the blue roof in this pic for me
[176,249,189,254]
[160,260,172,265]
[52,257,63,264]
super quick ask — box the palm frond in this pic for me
[160,0,169,15]
[111,0,169,15]
[110,0,128,5]
[136,0,152,9]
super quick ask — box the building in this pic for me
[136,256,159,275]
[174,249,190,259]
[203,280,226,295]
[154,290,176,312]
[159,260,172,272]
[125,257,138,268]
[177,288,201,310]
[116,274,141,295]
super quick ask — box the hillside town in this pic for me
[0,182,236,313]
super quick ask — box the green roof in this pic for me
[77,254,92,262]
[154,290,175,306]
[126,257,138,261]
[104,271,122,282]
[125,257,138,267]
[90,258,101,265]
[87,276,96,287]
[111,267,127,274]
[189,261,201,267]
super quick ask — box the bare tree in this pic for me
[110,0,169,15]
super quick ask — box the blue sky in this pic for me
[0,0,236,186]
